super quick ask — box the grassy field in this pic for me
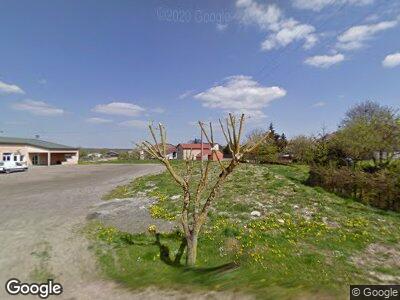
[79,158,156,165]
[88,162,400,299]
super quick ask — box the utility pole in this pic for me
[200,122,204,161]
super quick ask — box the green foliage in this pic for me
[79,149,89,158]
[287,135,316,164]
[289,101,399,169]
[304,101,400,212]
[118,151,134,160]
[245,124,288,164]
[336,101,400,167]
[307,165,400,212]
[259,142,279,163]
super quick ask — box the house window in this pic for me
[3,153,11,161]
[20,155,24,162]
[14,156,18,161]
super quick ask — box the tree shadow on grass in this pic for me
[154,233,239,274]
[154,233,186,267]
[187,262,239,274]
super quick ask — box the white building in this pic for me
[0,137,79,166]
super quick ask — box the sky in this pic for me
[0,0,399,148]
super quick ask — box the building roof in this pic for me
[177,143,212,150]
[166,144,177,154]
[0,136,78,150]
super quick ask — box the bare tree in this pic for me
[138,114,268,266]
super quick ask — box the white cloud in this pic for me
[382,52,400,68]
[0,80,25,94]
[216,24,228,31]
[261,19,317,51]
[364,14,380,23]
[293,0,374,11]
[236,0,318,51]
[86,117,112,124]
[337,20,398,50]
[194,75,286,118]
[12,100,64,116]
[236,0,282,30]
[178,90,194,100]
[312,101,326,107]
[305,53,345,68]
[187,121,198,127]
[92,102,145,116]
[119,120,148,129]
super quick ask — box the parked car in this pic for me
[0,161,28,174]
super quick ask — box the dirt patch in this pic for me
[87,197,178,234]
[351,243,400,283]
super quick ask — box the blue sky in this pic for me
[0,0,399,148]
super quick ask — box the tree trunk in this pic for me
[186,234,198,266]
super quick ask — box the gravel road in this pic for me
[0,164,167,300]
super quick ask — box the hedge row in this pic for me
[307,165,400,212]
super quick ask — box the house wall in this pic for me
[166,152,177,160]
[209,151,224,161]
[29,153,49,165]
[0,145,46,165]
[177,147,183,159]
[186,149,201,160]
[176,147,202,160]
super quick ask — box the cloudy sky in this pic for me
[0,0,399,147]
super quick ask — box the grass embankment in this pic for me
[79,159,156,165]
[88,162,400,299]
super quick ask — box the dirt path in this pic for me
[0,164,169,299]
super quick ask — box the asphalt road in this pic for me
[0,164,165,300]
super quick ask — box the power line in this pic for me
[253,0,350,80]
[257,0,390,84]
[184,0,353,96]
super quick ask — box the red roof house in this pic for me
[176,143,223,161]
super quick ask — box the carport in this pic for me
[28,151,79,166]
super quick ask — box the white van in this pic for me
[0,161,28,174]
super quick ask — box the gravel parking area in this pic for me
[0,164,166,299]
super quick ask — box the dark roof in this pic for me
[154,143,177,154]
[0,136,78,150]
[166,144,177,154]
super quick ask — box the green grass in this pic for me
[29,241,56,283]
[79,159,158,165]
[88,162,400,299]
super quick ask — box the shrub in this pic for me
[307,165,400,212]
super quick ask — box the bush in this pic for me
[307,164,400,212]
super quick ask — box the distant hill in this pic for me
[81,148,132,154]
